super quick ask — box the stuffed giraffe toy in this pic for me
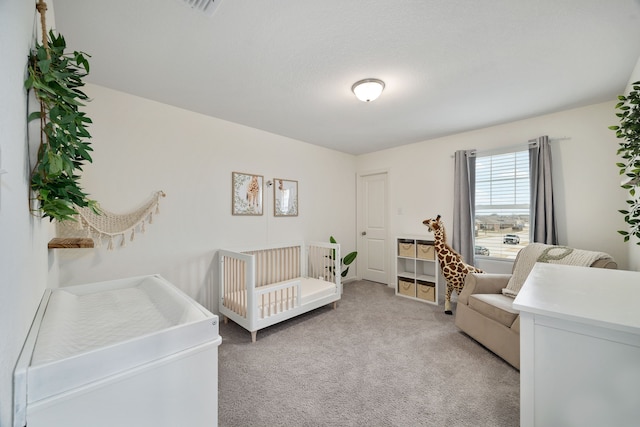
[422,215,483,314]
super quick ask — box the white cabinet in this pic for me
[395,236,439,305]
[513,263,640,427]
[14,275,221,427]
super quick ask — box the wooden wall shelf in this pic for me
[48,238,95,249]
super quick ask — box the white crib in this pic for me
[218,241,341,342]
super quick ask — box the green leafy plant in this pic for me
[25,30,98,222]
[610,80,640,244]
[329,236,358,278]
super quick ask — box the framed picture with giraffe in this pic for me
[232,172,263,215]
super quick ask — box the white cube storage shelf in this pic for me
[396,237,439,305]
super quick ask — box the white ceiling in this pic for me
[52,0,640,155]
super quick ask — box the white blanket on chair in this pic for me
[502,243,613,298]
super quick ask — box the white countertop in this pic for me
[513,263,640,334]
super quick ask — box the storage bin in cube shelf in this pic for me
[417,282,435,302]
[398,241,415,257]
[417,242,435,260]
[398,279,416,297]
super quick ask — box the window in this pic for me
[474,149,530,259]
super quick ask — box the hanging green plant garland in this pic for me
[610,80,640,244]
[26,0,98,222]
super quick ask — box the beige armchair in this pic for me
[455,244,617,370]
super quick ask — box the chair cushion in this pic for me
[468,294,519,328]
[511,316,520,334]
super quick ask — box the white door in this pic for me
[357,171,388,284]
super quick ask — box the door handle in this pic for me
[361,231,367,236]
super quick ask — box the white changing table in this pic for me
[14,275,221,427]
[513,263,640,427]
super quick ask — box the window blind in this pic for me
[476,150,529,215]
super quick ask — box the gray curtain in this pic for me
[530,136,558,244]
[452,150,476,264]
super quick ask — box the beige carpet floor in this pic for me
[218,280,519,427]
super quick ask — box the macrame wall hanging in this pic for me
[58,191,166,250]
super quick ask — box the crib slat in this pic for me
[227,257,232,311]
[293,246,299,279]
[232,258,237,314]
[222,256,249,319]
[233,258,238,314]
[241,258,246,317]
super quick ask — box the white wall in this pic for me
[357,101,630,281]
[625,55,640,271]
[55,85,358,311]
[59,86,633,309]
[0,1,57,426]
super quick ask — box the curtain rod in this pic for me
[528,136,571,143]
[454,136,572,158]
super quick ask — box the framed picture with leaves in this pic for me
[232,172,263,215]
[274,178,298,217]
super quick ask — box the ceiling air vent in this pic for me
[178,0,222,17]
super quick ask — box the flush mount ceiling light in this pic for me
[351,79,385,102]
